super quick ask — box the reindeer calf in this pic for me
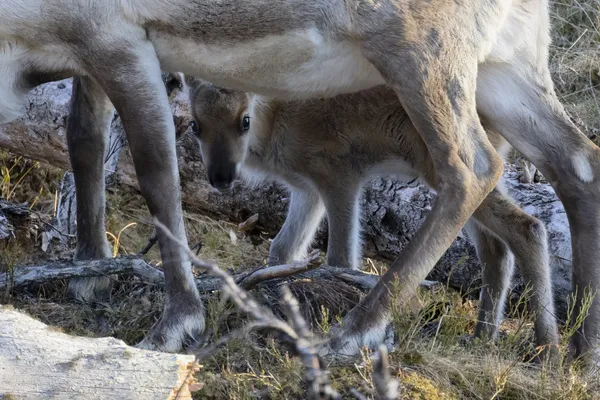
[185,77,558,352]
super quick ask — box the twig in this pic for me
[190,241,203,255]
[153,218,342,400]
[280,285,342,400]
[237,251,321,290]
[138,231,159,256]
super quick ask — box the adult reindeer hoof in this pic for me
[319,307,392,357]
[66,245,114,303]
[66,276,113,303]
[136,302,206,353]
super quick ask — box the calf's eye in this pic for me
[189,120,200,135]
[241,115,250,132]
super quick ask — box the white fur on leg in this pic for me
[0,42,27,123]
[136,310,206,353]
[66,276,112,302]
[572,152,594,183]
[348,194,363,270]
[320,316,390,357]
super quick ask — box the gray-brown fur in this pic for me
[0,0,598,363]
[520,159,542,184]
[186,78,558,353]
[65,76,114,302]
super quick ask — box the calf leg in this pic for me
[520,159,534,184]
[464,219,515,341]
[321,182,362,270]
[470,187,558,353]
[269,187,325,265]
[82,34,204,352]
[478,62,599,363]
[65,76,114,302]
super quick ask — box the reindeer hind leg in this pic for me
[65,76,114,302]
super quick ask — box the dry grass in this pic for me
[104,186,270,269]
[550,0,600,134]
[6,181,599,398]
[0,151,62,215]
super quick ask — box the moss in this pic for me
[400,371,456,400]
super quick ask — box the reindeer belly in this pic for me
[151,27,385,99]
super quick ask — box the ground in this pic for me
[1,1,600,399]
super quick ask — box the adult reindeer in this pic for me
[1,1,598,363]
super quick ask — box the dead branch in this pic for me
[138,231,159,255]
[237,250,321,290]
[1,256,164,291]
[280,285,342,400]
[154,219,402,399]
[238,213,259,232]
[2,253,334,294]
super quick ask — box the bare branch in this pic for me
[237,250,321,290]
[238,213,259,233]
[4,253,327,293]
[138,231,159,255]
[1,256,164,291]
[280,285,342,400]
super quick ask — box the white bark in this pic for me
[0,306,199,400]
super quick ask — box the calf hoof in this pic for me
[136,301,206,353]
[319,306,391,358]
[66,276,112,303]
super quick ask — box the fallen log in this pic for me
[0,306,199,400]
[0,254,393,294]
[1,252,448,297]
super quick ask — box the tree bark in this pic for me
[0,306,199,399]
[0,79,574,320]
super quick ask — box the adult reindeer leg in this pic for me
[324,2,505,355]
[65,76,114,302]
[81,33,204,352]
[478,61,600,366]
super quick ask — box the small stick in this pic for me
[138,231,159,255]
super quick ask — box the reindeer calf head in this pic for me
[185,76,251,192]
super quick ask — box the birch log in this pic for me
[0,306,199,400]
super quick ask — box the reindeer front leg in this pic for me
[81,35,204,352]
[322,3,505,356]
